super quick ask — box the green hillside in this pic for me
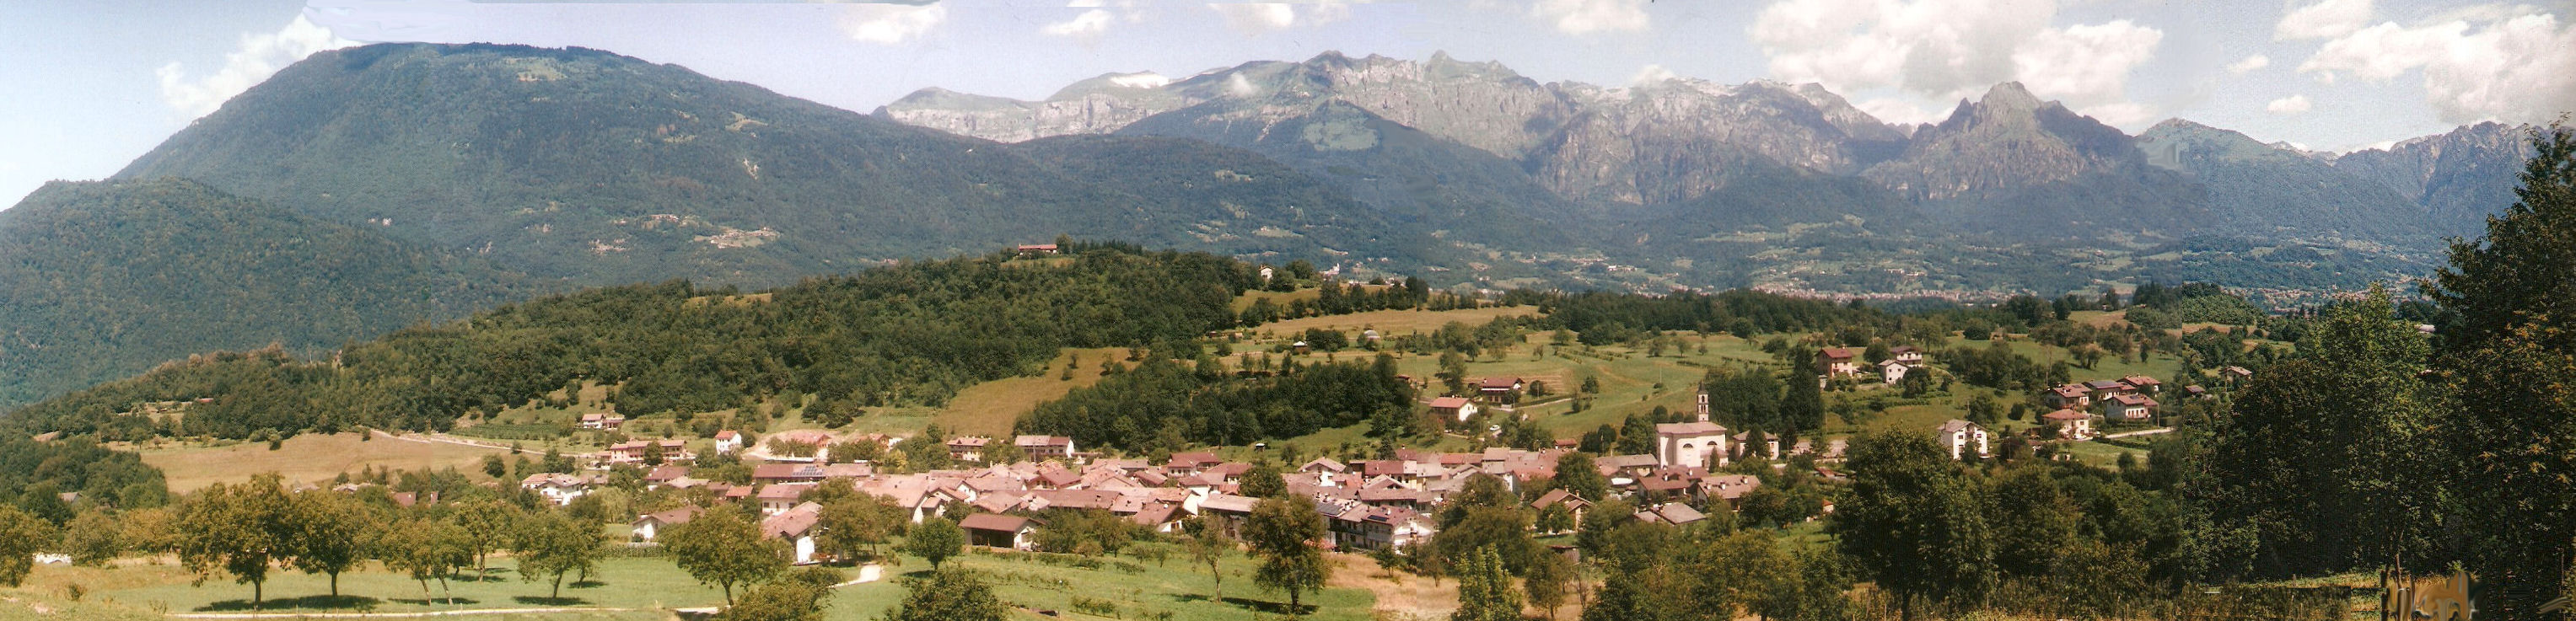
[117,43,1412,289]
[0,178,524,409]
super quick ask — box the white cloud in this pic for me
[1630,64,1679,86]
[836,3,947,45]
[1530,0,1650,35]
[2298,10,2576,124]
[2266,94,2313,114]
[1750,0,2162,123]
[2012,20,2163,110]
[1207,2,1358,35]
[1043,9,1116,37]
[155,14,357,119]
[2226,54,2272,73]
[2276,0,2373,40]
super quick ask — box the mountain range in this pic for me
[0,42,2541,409]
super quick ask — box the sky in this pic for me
[3,0,2572,207]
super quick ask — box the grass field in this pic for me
[922,347,1127,437]
[133,432,510,492]
[33,538,1388,621]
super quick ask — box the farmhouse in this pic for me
[2042,409,2095,440]
[1819,348,1860,377]
[2101,393,2160,420]
[630,506,702,542]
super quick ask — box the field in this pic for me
[917,347,1129,437]
[132,432,510,492]
[1249,306,1535,338]
[24,540,1393,621]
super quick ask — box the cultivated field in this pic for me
[135,432,510,492]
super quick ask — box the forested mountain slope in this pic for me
[0,178,523,409]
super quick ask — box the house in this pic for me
[948,436,991,463]
[578,413,626,430]
[1654,420,1729,469]
[1321,503,1433,552]
[1879,359,1911,384]
[631,506,703,542]
[1427,396,1479,422]
[520,473,589,506]
[605,439,693,465]
[2120,376,2165,394]
[1476,377,1525,403]
[2045,384,2093,409]
[1529,489,1590,533]
[1936,419,1990,460]
[2184,385,2211,399]
[1015,435,1076,462]
[1015,244,1061,257]
[761,503,823,564]
[960,513,1042,550]
[2082,379,2136,401]
[1819,348,1860,377]
[713,431,745,455]
[1634,502,1707,527]
[2222,366,2255,385]
[1699,474,1764,508]
[1890,345,1927,367]
[2100,393,2159,420]
[757,483,816,515]
[2042,409,2095,440]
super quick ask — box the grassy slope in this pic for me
[132,432,509,492]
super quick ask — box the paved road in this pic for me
[2100,427,2175,439]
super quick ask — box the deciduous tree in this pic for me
[1245,496,1330,613]
[173,474,297,607]
[905,517,963,570]
[664,507,787,606]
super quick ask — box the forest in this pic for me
[3,245,1261,441]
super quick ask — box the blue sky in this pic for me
[4,0,2571,206]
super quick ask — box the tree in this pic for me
[290,490,373,597]
[377,517,474,605]
[816,495,901,561]
[1240,460,1288,499]
[664,507,787,606]
[1184,516,1234,602]
[449,498,521,577]
[1832,430,1994,618]
[906,517,964,570]
[173,474,297,607]
[0,506,56,586]
[1780,370,1826,432]
[1452,545,1525,621]
[883,567,1011,621]
[1552,452,1609,504]
[2423,123,2576,619]
[1525,549,1575,620]
[2204,285,2445,578]
[62,510,125,566]
[724,566,840,621]
[1691,530,1791,621]
[515,511,605,598]
[1244,496,1331,613]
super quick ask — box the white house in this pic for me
[519,473,589,506]
[630,506,703,542]
[1880,359,1911,384]
[1937,420,1991,460]
[713,431,744,455]
[2042,409,2095,440]
[1428,396,1479,422]
[1654,420,1729,469]
[761,502,823,564]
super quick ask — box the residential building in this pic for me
[1937,419,1990,460]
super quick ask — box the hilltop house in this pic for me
[1937,420,1991,460]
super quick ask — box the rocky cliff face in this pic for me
[1532,78,1906,205]
[2331,121,2531,233]
[1859,83,2206,233]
